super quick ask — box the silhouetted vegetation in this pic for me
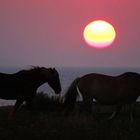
[0,93,140,140]
[32,92,63,112]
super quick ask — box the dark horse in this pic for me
[0,66,61,118]
[64,72,140,120]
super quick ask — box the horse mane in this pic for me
[16,66,45,75]
[64,77,80,112]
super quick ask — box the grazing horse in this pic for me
[64,72,140,120]
[0,66,61,118]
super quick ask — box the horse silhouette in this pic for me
[0,66,61,118]
[64,72,140,120]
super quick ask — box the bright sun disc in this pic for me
[83,20,116,49]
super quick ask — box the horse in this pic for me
[64,72,140,120]
[0,66,61,118]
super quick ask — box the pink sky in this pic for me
[0,0,140,67]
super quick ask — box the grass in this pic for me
[0,93,140,140]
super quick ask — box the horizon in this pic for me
[0,66,140,75]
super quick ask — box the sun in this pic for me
[83,20,116,49]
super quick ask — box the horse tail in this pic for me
[63,77,80,114]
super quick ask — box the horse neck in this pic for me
[17,70,48,87]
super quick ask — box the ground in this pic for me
[0,103,140,140]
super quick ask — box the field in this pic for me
[0,94,140,140]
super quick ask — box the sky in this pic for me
[0,0,140,68]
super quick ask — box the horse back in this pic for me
[0,73,19,84]
[78,73,117,97]
[79,72,140,89]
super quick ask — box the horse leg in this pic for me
[25,98,33,111]
[83,98,93,115]
[9,99,24,119]
[108,104,122,120]
[129,103,136,122]
[94,101,101,115]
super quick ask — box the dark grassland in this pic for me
[0,93,140,140]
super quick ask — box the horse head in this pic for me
[40,67,62,94]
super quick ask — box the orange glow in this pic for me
[83,20,116,49]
